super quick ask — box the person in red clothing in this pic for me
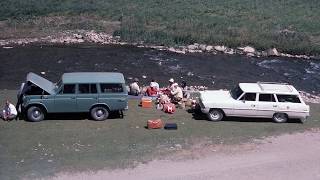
[146,85,158,97]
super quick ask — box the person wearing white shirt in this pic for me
[1,100,17,121]
[129,78,141,96]
[150,79,159,90]
[170,83,183,103]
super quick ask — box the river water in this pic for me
[0,44,319,94]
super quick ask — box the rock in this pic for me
[188,49,202,53]
[225,49,234,55]
[266,48,279,56]
[246,53,255,57]
[187,44,197,50]
[3,46,13,49]
[73,34,83,39]
[214,45,226,52]
[168,47,186,54]
[77,39,84,43]
[205,45,213,51]
[199,44,207,51]
[174,144,182,150]
[243,46,255,53]
[187,72,194,76]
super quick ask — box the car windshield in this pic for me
[230,85,243,100]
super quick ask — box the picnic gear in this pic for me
[163,103,176,114]
[147,119,163,129]
[164,123,178,130]
[159,94,170,104]
[141,97,152,108]
[156,104,163,110]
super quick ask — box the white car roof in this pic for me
[239,82,299,95]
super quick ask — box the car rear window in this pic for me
[276,94,301,103]
[259,94,276,102]
[100,84,123,93]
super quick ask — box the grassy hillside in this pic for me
[1,0,320,55]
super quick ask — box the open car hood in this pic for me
[26,72,56,95]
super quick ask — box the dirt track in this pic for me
[49,130,320,180]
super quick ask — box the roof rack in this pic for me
[257,81,289,85]
[257,81,292,92]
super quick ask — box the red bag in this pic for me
[163,103,176,114]
[147,119,163,129]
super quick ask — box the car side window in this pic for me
[276,95,301,103]
[240,93,256,101]
[100,83,123,93]
[259,94,276,102]
[79,84,90,94]
[91,84,97,93]
[63,84,76,94]
[78,84,97,94]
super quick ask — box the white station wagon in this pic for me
[199,82,310,123]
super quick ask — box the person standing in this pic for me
[1,100,17,121]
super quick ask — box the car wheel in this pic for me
[90,106,109,121]
[272,113,288,123]
[27,106,45,122]
[207,109,224,121]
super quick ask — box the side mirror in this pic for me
[242,99,246,103]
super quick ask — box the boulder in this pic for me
[246,53,255,57]
[225,49,234,55]
[199,44,207,51]
[74,34,83,39]
[243,46,255,53]
[205,45,213,51]
[214,45,226,52]
[187,44,197,50]
[266,48,279,56]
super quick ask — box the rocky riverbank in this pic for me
[0,30,318,60]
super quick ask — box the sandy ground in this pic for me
[46,130,320,180]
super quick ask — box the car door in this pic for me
[98,83,127,111]
[54,84,77,112]
[76,84,99,112]
[256,93,278,118]
[233,93,258,117]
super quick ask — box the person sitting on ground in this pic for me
[180,81,190,99]
[129,78,141,96]
[1,100,17,121]
[150,79,159,90]
[146,84,158,97]
[170,83,183,103]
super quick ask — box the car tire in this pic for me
[90,106,109,121]
[207,109,224,121]
[27,106,45,122]
[272,113,288,123]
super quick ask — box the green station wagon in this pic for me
[18,72,128,122]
